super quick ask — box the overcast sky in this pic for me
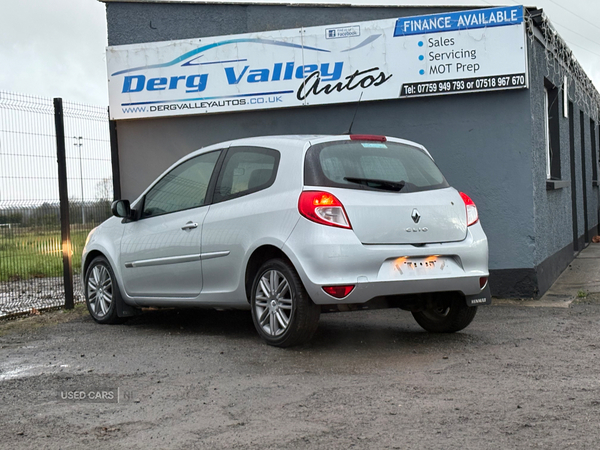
[1,0,599,106]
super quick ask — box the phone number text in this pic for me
[401,74,527,97]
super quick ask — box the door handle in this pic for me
[181,222,198,230]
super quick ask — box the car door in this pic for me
[200,146,281,300]
[120,149,222,298]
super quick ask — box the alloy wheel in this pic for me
[254,269,293,337]
[87,264,113,318]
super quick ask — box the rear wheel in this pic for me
[412,294,477,333]
[85,256,126,324]
[251,259,320,347]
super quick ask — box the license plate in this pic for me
[393,256,451,277]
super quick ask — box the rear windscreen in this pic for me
[304,140,449,193]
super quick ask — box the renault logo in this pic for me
[411,208,421,223]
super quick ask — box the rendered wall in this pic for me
[106,3,455,46]
[527,33,599,295]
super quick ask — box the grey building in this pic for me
[101,1,600,298]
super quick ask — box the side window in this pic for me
[591,119,598,182]
[544,79,561,180]
[142,150,221,218]
[213,147,279,203]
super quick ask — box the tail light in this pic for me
[298,191,352,229]
[460,192,479,226]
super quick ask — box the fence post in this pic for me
[54,98,74,310]
[108,109,122,201]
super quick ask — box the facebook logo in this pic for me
[326,26,360,39]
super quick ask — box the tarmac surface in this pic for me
[1,244,600,449]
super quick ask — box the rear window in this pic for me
[304,140,448,193]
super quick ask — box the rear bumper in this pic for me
[283,218,490,305]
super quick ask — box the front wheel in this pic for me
[412,294,477,333]
[84,256,126,324]
[250,259,320,347]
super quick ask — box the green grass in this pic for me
[0,227,94,281]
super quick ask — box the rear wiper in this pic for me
[344,177,405,192]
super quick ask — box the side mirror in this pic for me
[111,199,132,219]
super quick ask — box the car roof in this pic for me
[198,135,327,153]
[197,134,427,154]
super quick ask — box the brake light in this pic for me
[480,277,488,289]
[460,192,479,226]
[298,191,352,229]
[349,134,387,142]
[323,285,355,298]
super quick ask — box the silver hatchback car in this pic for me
[82,135,490,347]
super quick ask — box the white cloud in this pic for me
[0,0,108,105]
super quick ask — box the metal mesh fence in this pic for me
[0,91,112,318]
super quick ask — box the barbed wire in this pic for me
[526,11,600,119]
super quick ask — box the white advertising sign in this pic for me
[107,6,528,120]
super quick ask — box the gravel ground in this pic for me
[1,298,599,449]
[0,277,83,318]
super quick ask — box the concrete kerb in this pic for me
[493,242,600,308]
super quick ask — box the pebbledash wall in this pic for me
[102,1,600,298]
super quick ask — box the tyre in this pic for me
[412,293,477,333]
[250,259,320,347]
[84,256,126,324]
